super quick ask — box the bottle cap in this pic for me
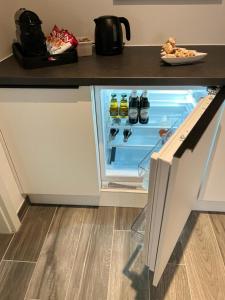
[142,90,148,97]
[111,94,116,98]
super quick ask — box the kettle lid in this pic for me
[15,8,42,26]
[94,15,118,22]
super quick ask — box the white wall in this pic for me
[0,1,16,60]
[13,0,225,46]
[1,0,225,60]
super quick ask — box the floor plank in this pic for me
[5,205,56,262]
[181,212,225,300]
[67,207,115,300]
[115,207,142,230]
[168,240,184,265]
[150,264,191,300]
[66,208,97,300]
[0,261,35,300]
[108,230,149,300]
[0,234,13,260]
[25,207,84,300]
[209,212,225,264]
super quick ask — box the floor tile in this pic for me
[150,264,191,300]
[26,207,84,300]
[0,260,35,300]
[181,212,225,300]
[209,212,225,263]
[108,230,149,300]
[67,207,115,300]
[115,207,142,230]
[0,234,13,260]
[5,205,56,262]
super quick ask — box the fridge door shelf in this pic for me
[138,118,181,176]
[131,203,147,244]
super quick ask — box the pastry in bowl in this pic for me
[161,37,207,65]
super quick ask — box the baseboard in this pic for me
[0,53,12,63]
[99,189,147,207]
[29,190,148,208]
[17,196,31,221]
[194,200,225,212]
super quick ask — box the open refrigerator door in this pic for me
[130,87,225,286]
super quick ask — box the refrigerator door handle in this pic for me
[175,87,225,158]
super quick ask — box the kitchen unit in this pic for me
[0,88,100,205]
[1,46,225,286]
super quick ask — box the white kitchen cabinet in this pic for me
[0,88,100,203]
[0,136,21,233]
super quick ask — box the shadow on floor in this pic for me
[123,211,200,300]
[123,244,150,300]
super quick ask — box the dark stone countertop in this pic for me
[1,46,225,87]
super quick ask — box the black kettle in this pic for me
[94,15,130,55]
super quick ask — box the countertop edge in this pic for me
[0,77,225,87]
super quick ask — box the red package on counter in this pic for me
[46,25,78,55]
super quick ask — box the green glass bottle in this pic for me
[109,94,119,118]
[119,94,128,118]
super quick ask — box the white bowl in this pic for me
[161,52,207,65]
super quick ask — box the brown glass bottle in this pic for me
[128,91,139,124]
[139,91,150,124]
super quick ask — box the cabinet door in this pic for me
[144,88,225,286]
[0,88,99,197]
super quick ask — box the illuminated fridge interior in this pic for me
[95,86,208,191]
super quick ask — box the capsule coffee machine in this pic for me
[14,8,47,56]
[13,8,78,68]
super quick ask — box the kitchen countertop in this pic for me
[1,46,225,87]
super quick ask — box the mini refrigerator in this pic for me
[94,85,225,286]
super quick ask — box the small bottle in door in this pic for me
[123,128,132,142]
[139,91,150,124]
[109,94,119,118]
[128,91,139,124]
[109,128,119,140]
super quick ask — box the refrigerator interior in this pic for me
[95,86,208,190]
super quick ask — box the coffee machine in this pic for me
[15,8,47,56]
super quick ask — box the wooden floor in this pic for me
[0,206,225,300]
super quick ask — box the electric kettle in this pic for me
[94,15,131,55]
